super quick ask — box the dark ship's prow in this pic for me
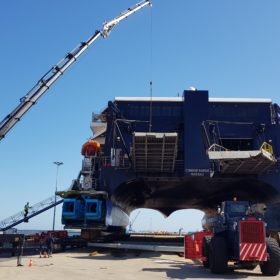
[59,89,280,233]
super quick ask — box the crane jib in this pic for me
[0,1,151,141]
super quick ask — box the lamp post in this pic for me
[53,161,63,231]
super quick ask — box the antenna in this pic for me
[149,81,153,132]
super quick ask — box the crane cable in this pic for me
[149,5,153,132]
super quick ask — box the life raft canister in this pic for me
[81,140,101,156]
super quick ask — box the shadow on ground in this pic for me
[71,249,162,260]
[70,250,269,279]
[142,262,265,279]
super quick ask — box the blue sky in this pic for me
[0,0,279,232]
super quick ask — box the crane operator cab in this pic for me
[220,200,250,219]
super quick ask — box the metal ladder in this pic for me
[0,195,63,231]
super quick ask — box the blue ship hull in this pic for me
[61,89,280,232]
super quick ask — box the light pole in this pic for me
[53,161,63,231]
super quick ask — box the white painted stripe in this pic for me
[240,243,248,256]
[250,244,258,257]
[243,244,253,260]
[255,244,262,257]
[209,98,272,103]
[240,243,267,261]
[114,96,272,103]
[115,97,183,102]
[259,245,267,261]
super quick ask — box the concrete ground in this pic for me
[0,250,278,280]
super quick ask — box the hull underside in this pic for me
[112,176,280,216]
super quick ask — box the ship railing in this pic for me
[260,142,273,155]
[101,157,186,173]
[101,156,131,169]
[208,144,228,152]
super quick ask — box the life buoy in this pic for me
[81,140,100,156]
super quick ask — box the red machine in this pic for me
[185,200,280,276]
[184,231,212,260]
[239,219,267,262]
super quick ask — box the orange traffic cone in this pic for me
[28,258,33,267]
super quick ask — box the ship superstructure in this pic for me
[61,89,280,233]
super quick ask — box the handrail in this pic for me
[102,156,131,169]
[208,144,228,152]
[0,196,63,231]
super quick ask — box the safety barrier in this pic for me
[184,231,212,260]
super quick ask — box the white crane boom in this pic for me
[0,0,151,141]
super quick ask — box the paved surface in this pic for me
[0,250,278,280]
